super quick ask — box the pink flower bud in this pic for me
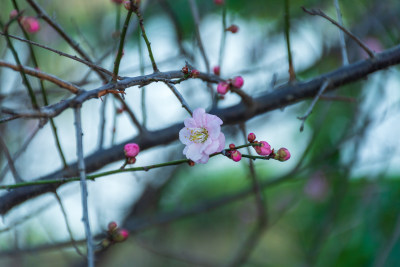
[124,143,140,158]
[275,148,290,161]
[231,150,242,162]
[9,10,19,20]
[114,229,129,242]
[217,82,229,95]
[213,66,220,75]
[247,133,256,143]
[254,141,272,156]
[108,221,118,232]
[226,24,239,33]
[21,17,40,33]
[191,69,200,77]
[229,143,235,150]
[214,0,225,5]
[231,76,244,88]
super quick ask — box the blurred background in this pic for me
[1,0,400,266]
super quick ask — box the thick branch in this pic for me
[1,44,400,214]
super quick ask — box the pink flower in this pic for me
[254,141,272,156]
[179,108,225,163]
[124,143,140,158]
[21,17,40,33]
[231,150,242,162]
[217,82,229,95]
[213,66,220,75]
[275,147,290,161]
[232,76,244,88]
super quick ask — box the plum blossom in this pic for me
[179,108,225,163]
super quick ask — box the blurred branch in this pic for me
[0,133,23,183]
[54,192,85,258]
[0,60,81,94]
[297,79,330,132]
[284,0,296,81]
[188,0,210,71]
[302,7,374,58]
[164,82,193,115]
[0,32,119,79]
[334,0,349,65]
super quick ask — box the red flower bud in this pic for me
[226,24,239,33]
[213,66,220,75]
[247,133,256,143]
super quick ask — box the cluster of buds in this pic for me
[100,221,129,249]
[124,143,140,164]
[217,76,244,95]
[10,10,40,33]
[228,143,242,162]
[222,144,242,162]
[123,0,140,11]
[248,133,291,162]
[181,64,200,78]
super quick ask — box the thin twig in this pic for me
[0,32,119,79]
[112,1,134,81]
[298,80,330,132]
[188,0,210,71]
[302,7,374,58]
[164,82,193,115]
[218,7,227,72]
[0,122,41,183]
[74,107,94,267]
[136,5,159,72]
[0,133,23,183]
[284,0,296,81]
[1,20,39,109]
[0,60,81,94]
[54,191,85,258]
[26,0,109,82]
[334,0,349,65]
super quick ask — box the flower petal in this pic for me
[204,139,219,154]
[193,108,206,127]
[186,143,203,162]
[216,133,225,152]
[198,154,210,164]
[179,127,193,145]
[184,118,197,128]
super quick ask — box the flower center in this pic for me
[188,127,209,143]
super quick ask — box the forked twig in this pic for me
[298,79,330,132]
[302,7,374,58]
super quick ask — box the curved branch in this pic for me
[1,44,400,214]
